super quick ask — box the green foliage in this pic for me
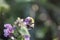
[0,0,57,40]
[15,0,34,3]
[0,0,10,13]
[35,27,48,38]
[19,26,30,36]
[5,16,15,24]
[13,23,30,40]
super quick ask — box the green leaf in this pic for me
[19,26,30,36]
[14,29,19,37]
[17,36,24,40]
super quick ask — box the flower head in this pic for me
[4,24,14,37]
[4,29,10,37]
[24,35,30,40]
[4,24,13,29]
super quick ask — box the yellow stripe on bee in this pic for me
[30,17,34,23]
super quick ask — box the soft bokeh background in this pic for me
[0,0,60,40]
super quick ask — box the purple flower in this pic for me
[24,35,30,40]
[4,24,14,37]
[4,24,13,29]
[4,29,10,37]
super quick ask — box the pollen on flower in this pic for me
[17,17,21,21]
[20,19,24,22]
[18,24,21,26]
[11,36,15,40]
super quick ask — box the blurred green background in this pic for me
[0,0,60,40]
